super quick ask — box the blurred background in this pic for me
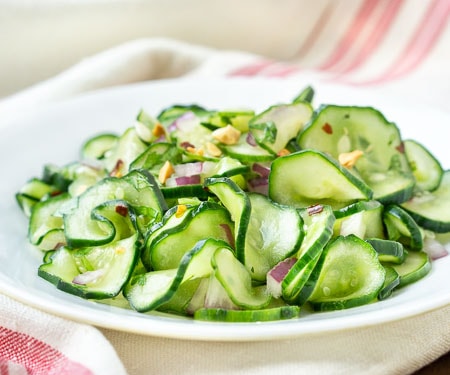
[1,0,448,99]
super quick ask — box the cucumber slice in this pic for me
[125,238,229,312]
[211,247,271,309]
[145,201,234,270]
[39,234,139,299]
[194,306,300,322]
[404,139,443,192]
[293,85,314,104]
[297,105,414,204]
[401,170,450,233]
[391,251,431,287]
[281,204,335,304]
[307,235,386,311]
[103,127,148,174]
[383,205,423,251]
[129,142,181,173]
[365,238,406,264]
[15,178,59,214]
[249,102,313,154]
[204,177,251,259]
[378,266,400,300]
[201,109,254,132]
[269,149,373,209]
[244,193,304,281]
[28,193,71,247]
[333,200,384,239]
[81,133,118,160]
[64,170,166,247]
[223,134,275,162]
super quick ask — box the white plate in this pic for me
[1,78,449,341]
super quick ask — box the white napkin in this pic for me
[1,1,450,373]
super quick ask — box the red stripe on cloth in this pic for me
[295,3,335,58]
[318,0,381,71]
[227,60,275,76]
[335,0,404,74]
[349,0,450,84]
[0,326,93,375]
[0,360,9,375]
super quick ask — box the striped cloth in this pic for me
[0,1,449,374]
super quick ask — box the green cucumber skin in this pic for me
[269,149,373,209]
[401,170,450,233]
[307,235,386,311]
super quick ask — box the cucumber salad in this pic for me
[16,86,450,323]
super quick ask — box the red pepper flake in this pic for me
[180,141,195,149]
[396,142,405,154]
[322,123,333,134]
[307,204,324,216]
[110,159,124,177]
[115,204,129,217]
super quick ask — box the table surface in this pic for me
[415,351,450,374]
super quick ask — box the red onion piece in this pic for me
[246,132,257,147]
[174,162,203,177]
[247,177,269,196]
[168,111,196,132]
[220,223,235,248]
[175,175,201,186]
[423,237,449,260]
[72,269,105,285]
[252,163,271,178]
[266,257,297,298]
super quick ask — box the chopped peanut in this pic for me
[338,150,364,168]
[212,125,241,145]
[186,146,204,156]
[206,142,222,157]
[277,148,290,157]
[158,160,175,184]
[152,122,166,138]
[175,204,187,218]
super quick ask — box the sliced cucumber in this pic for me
[391,251,431,287]
[333,200,384,239]
[125,238,229,312]
[81,133,118,160]
[194,306,300,322]
[39,234,139,299]
[269,149,373,209]
[129,142,181,174]
[401,170,450,232]
[281,204,335,304]
[204,177,251,259]
[307,235,386,311]
[103,127,148,174]
[244,193,304,281]
[64,170,165,247]
[222,134,275,162]
[211,247,271,309]
[293,85,314,104]
[404,139,443,192]
[365,238,406,264]
[145,201,234,270]
[297,105,414,204]
[383,205,423,251]
[378,266,400,300]
[28,193,71,247]
[249,102,313,154]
